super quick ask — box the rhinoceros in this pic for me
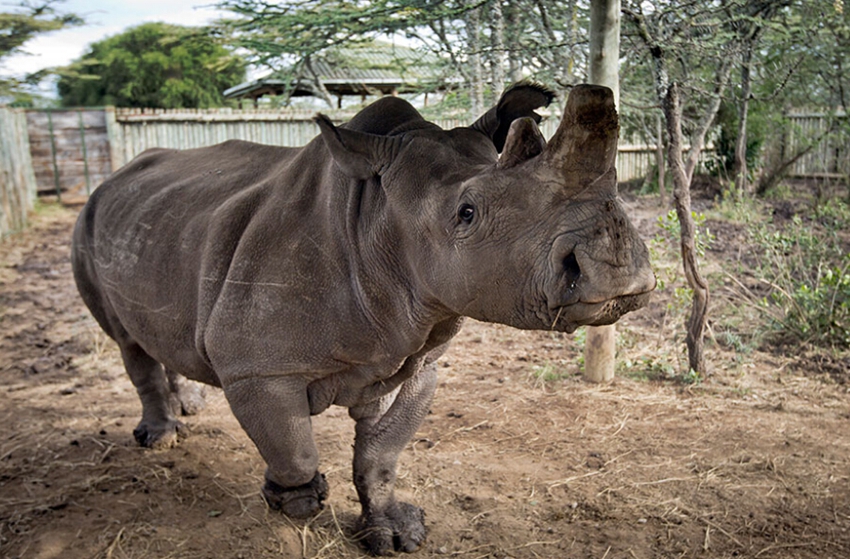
[71,83,655,554]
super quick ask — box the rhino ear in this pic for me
[470,81,555,152]
[498,117,547,169]
[314,114,403,180]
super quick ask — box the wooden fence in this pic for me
[26,109,112,197]
[105,107,657,182]
[0,108,38,240]
[786,111,849,178]
[16,107,847,206]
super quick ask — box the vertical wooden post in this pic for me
[46,111,62,202]
[105,106,124,173]
[584,0,621,383]
[77,110,92,195]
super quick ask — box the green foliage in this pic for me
[57,23,246,108]
[214,0,465,98]
[713,185,762,223]
[0,1,82,60]
[0,1,82,100]
[530,362,570,383]
[215,0,589,107]
[618,356,700,385]
[655,210,715,260]
[715,330,755,355]
[755,0,850,111]
[620,0,741,114]
[749,207,850,349]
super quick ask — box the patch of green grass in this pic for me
[31,199,68,218]
[619,356,702,385]
[715,330,755,355]
[710,186,765,225]
[815,197,850,229]
[530,362,571,383]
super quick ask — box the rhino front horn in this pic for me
[542,84,618,187]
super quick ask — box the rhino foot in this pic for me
[166,371,207,416]
[263,472,328,518]
[132,418,186,449]
[176,382,207,416]
[357,501,426,556]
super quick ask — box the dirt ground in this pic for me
[1,198,849,559]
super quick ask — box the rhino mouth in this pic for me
[548,290,652,333]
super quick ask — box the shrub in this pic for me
[749,209,850,349]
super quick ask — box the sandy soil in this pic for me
[1,200,849,559]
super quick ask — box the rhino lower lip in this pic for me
[550,291,652,328]
[577,287,656,306]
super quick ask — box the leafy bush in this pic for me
[749,209,850,349]
[655,210,715,260]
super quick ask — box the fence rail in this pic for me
[107,108,659,182]
[0,108,37,240]
[13,106,848,209]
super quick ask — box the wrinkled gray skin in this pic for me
[72,83,655,555]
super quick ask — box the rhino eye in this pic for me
[458,203,475,223]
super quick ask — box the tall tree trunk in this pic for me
[733,45,754,194]
[663,83,709,375]
[490,1,507,96]
[588,0,621,104]
[466,5,485,116]
[584,0,620,384]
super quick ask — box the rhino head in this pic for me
[316,83,655,333]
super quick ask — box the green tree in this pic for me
[213,1,476,106]
[750,0,850,194]
[213,1,590,111]
[57,23,246,108]
[621,0,744,376]
[0,0,82,105]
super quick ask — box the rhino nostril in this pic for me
[563,252,581,290]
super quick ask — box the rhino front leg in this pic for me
[349,360,437,555]
[223,376,328,518]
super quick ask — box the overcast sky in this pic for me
[2,0,229,77]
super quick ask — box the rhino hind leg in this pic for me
[119,343,186,449]
[349,361,437,555]
[165,369,207,416]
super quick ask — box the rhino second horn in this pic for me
[498,117,547,169]
[542,84,619,185]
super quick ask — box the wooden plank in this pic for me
[26,109,111,194]
[105,107,124,171]
[0,108,38,238]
